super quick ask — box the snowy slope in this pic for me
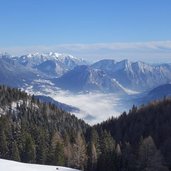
[0,159,79,171]
[54,65,130,94]
[13,52,87,77]
[0,54,41,87]
[92,59,171,91]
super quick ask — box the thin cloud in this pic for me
[1,41,171,63]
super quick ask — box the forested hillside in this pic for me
[93,100,171,171]
[0,85,171,171]
[0,85,88,170]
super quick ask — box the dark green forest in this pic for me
[0,85,171,171]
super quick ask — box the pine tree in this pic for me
[121,142,136,171]
[11,141,20,161]
[23,133,36,163]
[72,133,87,170]
[96,130,116,171]
[87,142,97,171]
[36,137,46,164]
[0,129,8,158]
[53,142,65,166]
[138,136,168,171]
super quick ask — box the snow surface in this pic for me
[0,159,79,171]
[112,79,140,95]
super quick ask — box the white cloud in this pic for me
[1,41,171,63]
[50,90,127,125]
[25,84,125,125]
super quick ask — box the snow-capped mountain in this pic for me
[92,59,171,91]
[1,52,171,95]
[0,54,40,87]
[13,52,87,77]
[2,52,171,124]
[54,65,132,94]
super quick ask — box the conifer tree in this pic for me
[53,142,65,166]
[138,136,168,171]
[0,129,8,158]
[23,133,36,163]
[72,133,87,170]
[87,142,97,171]
[11,141,20,161]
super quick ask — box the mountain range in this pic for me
[1,52,171,115]
[54,65,127,94]
[1,52,171,94]
[13,52,87,77]
[92,59,171,91]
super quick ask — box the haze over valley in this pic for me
[0,52,171,124]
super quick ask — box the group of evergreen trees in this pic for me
[0,85,171,170]
[93,100,171,170]
[86,129,169,171]
[0,85,88,169]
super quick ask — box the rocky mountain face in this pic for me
[0,54,40,87]
[1,52,171,95]
[54,65,127,94]
[92,59,171,91]
[13,52,87,77]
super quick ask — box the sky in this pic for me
[0,0,171,62]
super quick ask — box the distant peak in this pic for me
[0,52,12,58]
[48,52,61,57]
[26,52,40,58]
[25,52,81,61]
[121,59,130,63]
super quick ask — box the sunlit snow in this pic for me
[0,159,79,171]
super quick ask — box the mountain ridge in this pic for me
[1,52,171,95]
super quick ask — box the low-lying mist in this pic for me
[25,84,134,125]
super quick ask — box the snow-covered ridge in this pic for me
[1,51,171,92]
[8,52,88,77]
[13,52,87,66]
[92,59,171,91]
[0,159,79,171]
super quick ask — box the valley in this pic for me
[0,52,171,124]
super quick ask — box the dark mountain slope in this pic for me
[134,84,171,106]
[35,95,80,113]
[95,98,171,169]
[146,84,171,101]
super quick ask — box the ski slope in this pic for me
[0,159,79,171]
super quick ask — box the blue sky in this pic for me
[0,0,171,62]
